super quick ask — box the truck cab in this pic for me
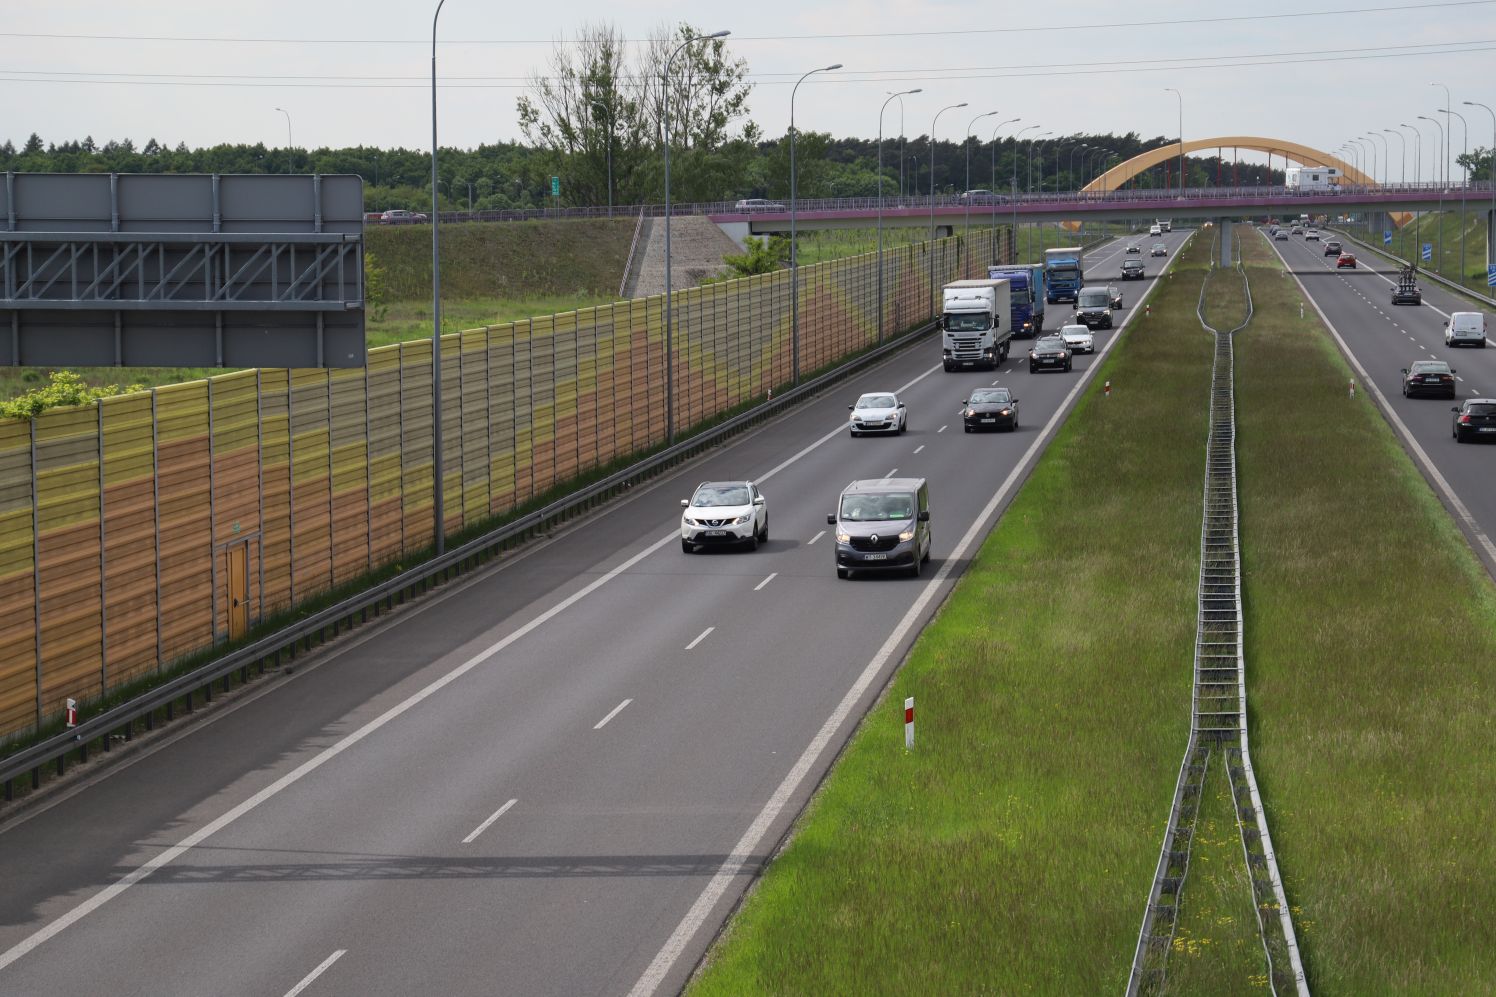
[1043,247,1085,305]
[941,279,1013,371]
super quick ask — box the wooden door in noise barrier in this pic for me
[227,541,249,640]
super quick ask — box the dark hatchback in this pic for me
[1120,259,1145,280]
[1452,398,1496,442]
[962,387,1019,432]
[1028,336,1072,373]
[1402,360,1457,398]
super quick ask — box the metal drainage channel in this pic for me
[1126,232,1307,996]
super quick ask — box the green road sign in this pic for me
[551,176,560,197]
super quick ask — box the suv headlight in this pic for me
[728,514,751,526]
[898,530,915,542]
[836,532,851,544]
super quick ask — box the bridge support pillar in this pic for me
[1216,219,1233,266]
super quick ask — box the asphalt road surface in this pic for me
[1267,230,1496,575]
[0,228,1192,997]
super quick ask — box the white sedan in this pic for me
[848,392,907,436]
[1058,323,1095,355]
[680,480,768,552]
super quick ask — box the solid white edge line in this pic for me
[593,698,633,730]
[684,627,714,651]
[625,230,1190,997]
[283,949,347,997]
[752,573,777,592]
[461,798,518,845]
[1269,236,1496,570]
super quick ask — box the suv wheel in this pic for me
[681,539,694,553]
[758,517,769,543]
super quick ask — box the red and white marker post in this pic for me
[1348,378,1356,399]
[1104,380,1112,398]
[65,698,78,728]
[904,696,914,749]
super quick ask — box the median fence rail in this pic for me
[0,227,1005,765]
[1127,229,1307,996]
[1329,225,1496,309]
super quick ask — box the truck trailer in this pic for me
[940,278,1013,371]
[987,263,1047,337]
[1044,247,1085,304]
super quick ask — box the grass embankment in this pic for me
[689,236,1214,994]
[1342,208,1492,297]
[1235,232,1496,991]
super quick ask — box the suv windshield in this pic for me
[1078,291,1108,307]
[1035,338,1065,350]
[944,314,993,332]
[840,493,916,522]
[693,485,749,506]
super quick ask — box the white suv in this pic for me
[681,481,768,552]
[1058,323,1095,354]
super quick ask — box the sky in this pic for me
[5,0,1495,181]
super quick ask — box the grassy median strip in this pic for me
[688,237,1215,994]
[1236,233,1496,991]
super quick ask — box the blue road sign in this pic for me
[1487,264,1496,288]
[1421,243,1433,262]
[1383,231,1393,246]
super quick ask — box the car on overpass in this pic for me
[961,387,1019,432]
[1402,360,1457,399]
[680,480,768,552]
[828,477,932,579]
[1444,312,1488,348]
[959,189,1006,205]
[379,208,429,225]
[734,198,786,212]
[1336,253,1357,269]
[848,392,908,436]
[1452,398,1496,442]
[1121,259,1146,280]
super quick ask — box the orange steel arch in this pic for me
[1082,136,1369,192]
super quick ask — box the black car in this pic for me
[1072,287,1113,330]
[1121,259,1145,280]
[1453,398,1496,442]
[1125,243,1142,254]
[1391,267,1422,305]
[1029,336,1072,373]
[962,387,1019,432]
[1402,360,1457,398]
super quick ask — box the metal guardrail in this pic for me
[1329,227,1496,309]
[0,309,950,802]
[1127,230,1307,996]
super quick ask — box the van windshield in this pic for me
[1078,291,1109,307]
[839,493,916,522]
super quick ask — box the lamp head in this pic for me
[825,63,843,71]
[708,30,731,39]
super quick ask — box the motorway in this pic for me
[0,229,1189,997]
[1267,232,1496,575]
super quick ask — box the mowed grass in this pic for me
[688,235,1215,994]
[1235,232,1496,991]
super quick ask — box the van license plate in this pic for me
[863,553,887,560]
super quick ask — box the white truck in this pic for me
[941,278,1013,371]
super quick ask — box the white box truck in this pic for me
[941,278,1013,371]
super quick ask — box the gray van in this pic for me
[827,477,932,578]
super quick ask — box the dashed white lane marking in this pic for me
[807,530,825,545]
[593,699,633,730]
[883,467,898,480]
[283,950,348,997]
[938,425,948,433]
[913,444,925,454]
[991,379,1002,385]
[753,573,777,592]
[462,799,518,844]
[684,628,714,650]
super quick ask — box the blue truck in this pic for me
[987,264,1046,338]
[1044,246,1085,304]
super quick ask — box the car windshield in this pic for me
[1412,362,1450,373]
[840,493,916,522]
[1036,338,1065,350]
[1468,404,1496,416]
[693,484,750,507]
[944,314,992,332]
[856,394,897,409]
[1078,291,1108,307]
[969,389,1010,404]
[1124,260,1142,268]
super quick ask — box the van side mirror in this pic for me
[680,499,689,507]
[826,513,837,525]
[917,510,930,522]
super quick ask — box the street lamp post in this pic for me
[1026,131,1051,261]
[878,88,922,342]
[1464,101,1496,269]
[1012,124,1039,258]
[963,110,999,244]
[1431,81,1452,186]
[790,62,842,386]
[429,0,448,555]
[1165,88,1183,193]
[1441,106,1471,279]
[1418,115,1446,269]
[929,102,968,311]
[1366,132,1388,186]
[1400,125,1421,184]
[988,117,1019,263]
[663,29,731,444]
[273,107,292,174]
[1384,128,1406,184]
[1067,144,1089,189]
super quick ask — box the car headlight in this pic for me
[1029,351,1037,359]
[999,408,1011,416]
[835,532,851,544]
[964,408,975,417]
[728,514,752,526]
[898,530,915,542]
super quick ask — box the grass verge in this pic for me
[688,235,1215,994]
[1235,232,1496,991]
[1341,208,1493,299]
